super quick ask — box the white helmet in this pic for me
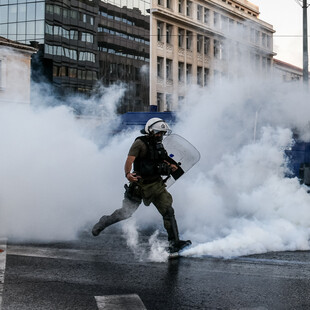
[143,117,172,135]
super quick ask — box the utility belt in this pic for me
[138,176,162,184]
[124,175,163,203]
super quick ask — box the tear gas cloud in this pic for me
[173,79,310,258]
[1,51,310,260]
[0,82,134,241]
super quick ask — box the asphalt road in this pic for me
[1,229,310,310]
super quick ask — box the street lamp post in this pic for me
[302,0,309,83]
[296,0,309,83]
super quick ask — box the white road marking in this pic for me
[7,245,85,260]
[95,294,147,310]
[6,245,123,262]
[0,238,7,310]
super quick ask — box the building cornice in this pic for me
[154,2,274,33]
[207,0,259,14]
[0,36,37,54]
[153,8,275,54]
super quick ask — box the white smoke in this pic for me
[140,64,149,75]
[122,220,168,262]
[0,82,133,241]
[121,219,146,261]
[147,230,169,262]
[171,76,310,258]
[122,219,168,262]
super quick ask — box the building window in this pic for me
[45,44,80,61]
[186,0,192,17]
[262,33,267,47]
[186,31,192,50]
[59,66,68,77]
[178,61,184,82]
[255,54,260,69]
[157,92,164,111]
[204,68,209,86]
[45,23,52,35]
[68,68,77,78]
[178,0,184,13]
[197,34,203,53]
[229,19,234,33]
[81,32,94,43]
[178,28,185,48]
[157,57,164,78]
[167,0,171,9]
[204,36,210,55]
[52,25,62,37]
[135,83,141,96]
[78,70,85,80]
[186,64,192,84]
[53,65,58,77]
[214,12,220,28]
[109,63,117,78]
[255,30,260,45]
[214,40,222,59]
[267,35,271,49]
[158,0,163,5]
[197,67,202,86]
[204,8,210,24]
[157,21,164,42]
[197,5,202,21]
[221,16,228,32]
[262,57,267,71]
[166,59,173,80]
[79,51,95,62]
[166,24,173,44]
[242,24,248,41]
[86,70,93,81]
[166,94,172,111]
[70,30,78,40]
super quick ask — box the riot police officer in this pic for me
[92,118,191,253]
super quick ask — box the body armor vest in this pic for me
[133,136,169,178]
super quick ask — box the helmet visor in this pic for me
[153,128,172,135]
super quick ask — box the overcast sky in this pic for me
[254,0,307,68]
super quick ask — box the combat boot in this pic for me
[169,239,192,253]
[92,216,109,236]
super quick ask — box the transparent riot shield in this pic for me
[162,134,200,187]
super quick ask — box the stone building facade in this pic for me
[150,0,275,111]
[0,36,37,104]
